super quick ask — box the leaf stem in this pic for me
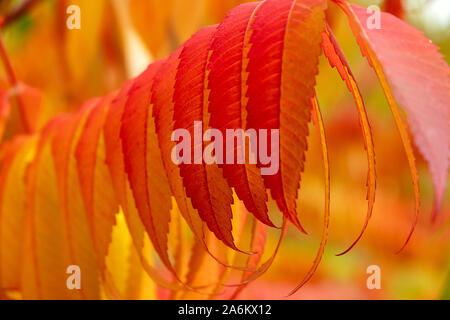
[0,30,32,133]
[3,0,40,27]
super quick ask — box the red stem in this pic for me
[0,31,32,133]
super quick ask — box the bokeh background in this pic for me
[0,0,449,299]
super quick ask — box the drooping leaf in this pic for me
[74,94,123,298]
[287,95,330,295]
[1,0,447,300]
[173,25,240,252]
[246,0,327,232]
[120,60,178,276]
[104,79,182,291]
[335,1,449,247]
[321,24,376,255]
[229,217,268,299]
[152,47,206,245]
[51,100,103,300]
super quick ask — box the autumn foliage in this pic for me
[0,0,448,300]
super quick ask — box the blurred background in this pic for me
[0,0,449,299]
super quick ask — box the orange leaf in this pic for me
[173,26,240,252]
[104,79,182,291]
[120,61,179,277]
[0,136,35,291]
[334,1,449,248]
[287,95,330,295]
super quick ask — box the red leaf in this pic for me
[246,0,327,231]
[173,26,240,252]
[335,1,449,249]
[287,95,330,295]
[350,4,449,219]
[152,47,206,242]
[104,79,182,291]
